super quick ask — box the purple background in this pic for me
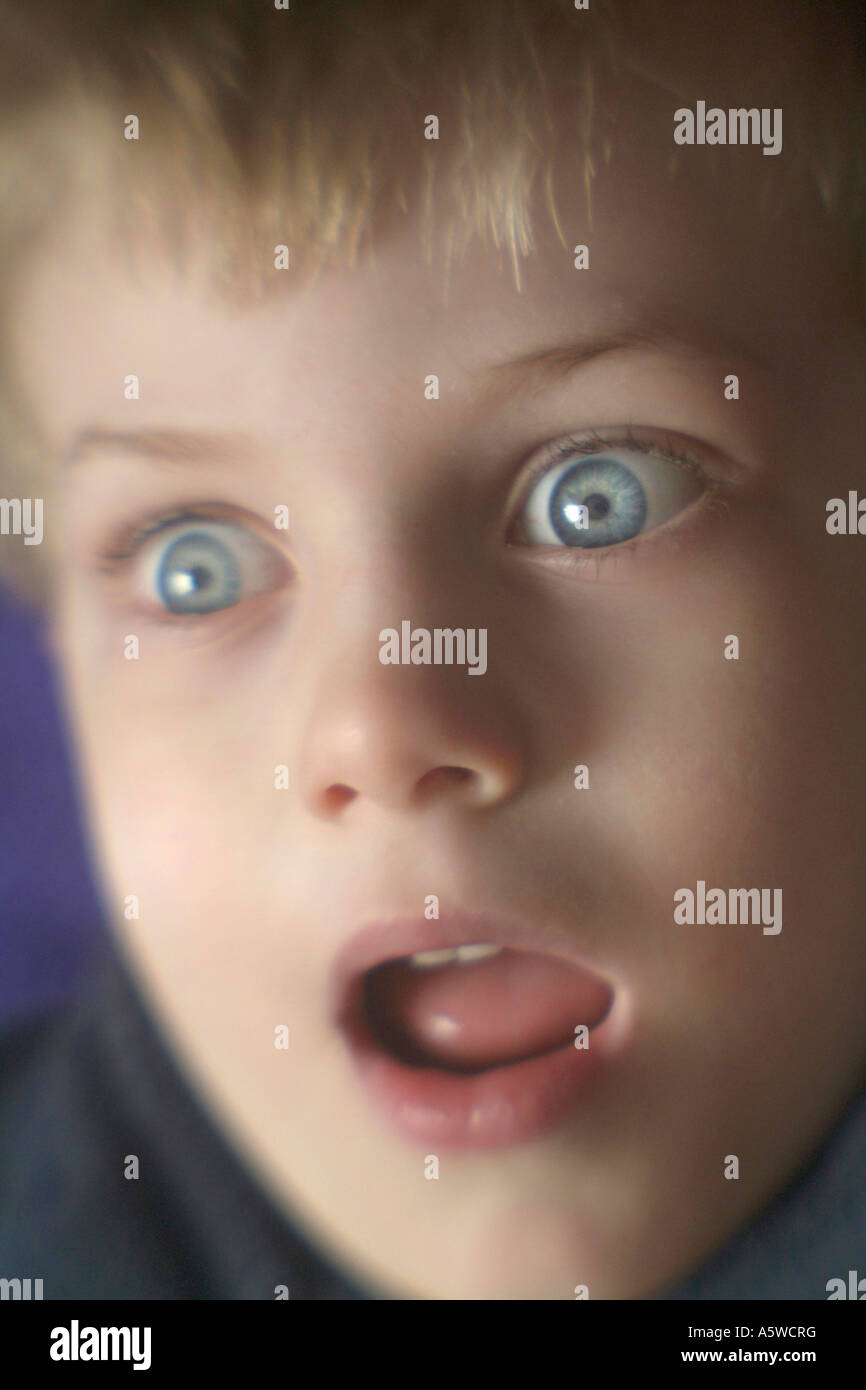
[0,582,104,1023]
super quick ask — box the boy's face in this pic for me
[12,25,866,1297]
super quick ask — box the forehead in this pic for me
[8,8,861,461]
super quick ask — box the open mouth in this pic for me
[361,944,614,1073]
[332,920,628,1150]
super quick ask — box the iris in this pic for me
[549,456,648,548]
[156,530,242,614]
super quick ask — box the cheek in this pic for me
[80,735,249,928]
[598,555,866,1036]
[599,518,864,868]
[59,634,290,931]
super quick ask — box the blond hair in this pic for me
[0,0,863,600]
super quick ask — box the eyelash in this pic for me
[516,424,702,500]
[92,425,728,613]
[95,506,236,566]
[92,505,288,628]
[507,425,726,573]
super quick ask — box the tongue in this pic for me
[364,948,613,1071]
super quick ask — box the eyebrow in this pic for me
[63,428,261,468]
[477,326,770,394]
[64,328,768,468]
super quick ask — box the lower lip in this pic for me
[340,989,631,1151]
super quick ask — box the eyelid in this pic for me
[91,506,293,626]
[504,423,737,572]
[94,503,279,565]
[510,425,706,515]
[506,424,736,530]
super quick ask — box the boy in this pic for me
[1,0,865,1299]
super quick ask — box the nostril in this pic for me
[415,766,476,805]
[320,784,357,816]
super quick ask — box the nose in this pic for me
[296,640,526,819]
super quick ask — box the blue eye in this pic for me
[517,444,704,550]
[548,456,647,549]
[156,529,241,613]
[138,520,287,615]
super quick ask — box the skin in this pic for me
[10,18,866,1298]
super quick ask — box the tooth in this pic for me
[455,943,502,964]
[429,1013,461,1037]
[408,948,459,969]
[406,943,504,970]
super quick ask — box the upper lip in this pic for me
[328,910,618,1030]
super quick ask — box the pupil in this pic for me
[585,493,610,520]
[190,565,211,590]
